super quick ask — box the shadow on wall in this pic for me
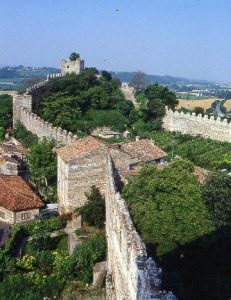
[146,226,231,299]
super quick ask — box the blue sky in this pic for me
[0,0,230,80]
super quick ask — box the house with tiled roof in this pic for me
[120,139,167,169]
[57,136,168,213]
[0,175,44,224]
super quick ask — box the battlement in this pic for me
[13,74,77,145]
[106,157,175,300]
[163,106,231,142]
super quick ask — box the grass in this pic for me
[177,98,222,110]
[56,235,68,252]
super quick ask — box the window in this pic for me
[0,211,5,219]
[21,213,31,220]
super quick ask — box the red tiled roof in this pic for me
[121,139,167,162]
[0,175,44,212]
[56,136,109,162]
[0,143,27,155]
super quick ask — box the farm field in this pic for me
[0,91,17,96]
[224,99,231,111]
[177,98,222,110]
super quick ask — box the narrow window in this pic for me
[21,213,31,220]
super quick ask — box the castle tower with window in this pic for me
[61,55,84,76]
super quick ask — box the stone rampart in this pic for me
[105,157,175,300]
[13,73,77,145]
[20,108,77,145]
[163,107,231,142]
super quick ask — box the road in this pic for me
[215,101,225,117]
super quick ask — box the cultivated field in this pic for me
[177,98,221,110]
[224,99,231,111]
[0,91,17,96]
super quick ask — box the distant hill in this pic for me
[110,71,218,90]
[0,66,60,79]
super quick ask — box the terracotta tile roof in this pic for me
[0,175,44,212]
[120,139,167,163]
[0,155,20,164]
[56,136,109,162]
[0,143,27,156]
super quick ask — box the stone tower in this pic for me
[61,56,84,76]
[13,94,32,127]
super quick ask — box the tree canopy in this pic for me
[27,138,57,200]
[78,186,105,229]
[202,171,231,226]
[123,159,214,256]
[35,69,134,135]
[0,94,12,129]
[69,52,80,61]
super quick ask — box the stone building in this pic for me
[57,136,167,212]
[0,175,44,224]
[61,56,84,76]
[0,142,27,176]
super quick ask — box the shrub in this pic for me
[23,217,66,235]
[13,123,38,147]
[79,186,105,228]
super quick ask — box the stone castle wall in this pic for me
[106,157,175,300]
[163,107,231,142]
[20,108,78,145]
[13,73,77,145]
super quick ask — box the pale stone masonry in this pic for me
[56,136,167,213]
[106,157,175,300]
[61,56,84,76]
[163,106,231,142]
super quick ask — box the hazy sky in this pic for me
[0,0,230,81]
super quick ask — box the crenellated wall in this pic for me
[20,108,78,145]
[163,107,231,142]
[13,73,78,145]
[105,157,175,300]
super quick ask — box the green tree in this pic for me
[79,186,105,228]
[69,52,80,61]
[145,83,178,109]
[101,70,112,81]
[202,171,231,226]
[0,94,12,128]
[0,127,4,141]
[27,139,57,189]
[123,159,214,256]
[13,123,38,147]
[0,249,15,281]
[193,106,205,116]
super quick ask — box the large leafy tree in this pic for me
[145,83,178,109]
[79,186,105,228]
[202,171,231,226]
[123,159,214,256]
[27,138,57,188]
